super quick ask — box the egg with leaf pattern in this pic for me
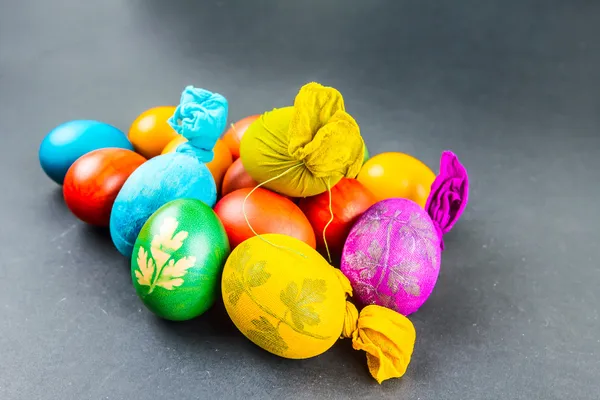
[131,198,230,321]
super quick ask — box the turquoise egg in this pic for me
[110,151,217,258]
[39,120,133,184]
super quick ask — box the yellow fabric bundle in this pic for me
[239,82,366,197]
[222,234,416,383]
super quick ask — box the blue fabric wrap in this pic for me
[168,86,228,163]
[110,152,217,257]
[109,86,227,257]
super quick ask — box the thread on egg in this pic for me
[242,162,308,258]
[321,177,334,264]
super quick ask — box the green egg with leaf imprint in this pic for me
[131,198,230,321]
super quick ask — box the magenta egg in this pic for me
[340,151,469,316]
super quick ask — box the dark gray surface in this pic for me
[1,0,598,399]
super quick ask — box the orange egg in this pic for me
[160,135,187,155]
[162,136,232,191]
[222,115,260,159]
[128,106,179,158]
[357,152,436,208]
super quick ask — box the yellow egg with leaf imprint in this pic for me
[222,235,347,359]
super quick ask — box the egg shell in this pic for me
[63,148,146,226]
[298,178,377,264]
[110,152,217,258]
[357,152,435,208]
[132,198,230,321]
[340,198,442,316]
[213,188,316,250]
[221,115,260,159]
[221,158,258,196]
[39,120,133,185]
[162,137,232,192]
[128,106,179,158]
[222,234,346,358]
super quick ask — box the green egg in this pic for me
[363,145,370,164]
[131,198,230,321]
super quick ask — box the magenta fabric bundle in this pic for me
[340,151,469,315]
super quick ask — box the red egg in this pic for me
[214,188,316,250]
[298,178,377,264]
[221,158,258,196]
[63,148,146,226]
[222,115,260,159]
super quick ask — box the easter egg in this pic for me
[222,234,348,358]
[222,234,417,383]
[39,120,133,185]
[213,188,316,250]
[63,148,146,226]
[298,178,377,264]
[363,145,370,164]
[162,137,232,191]
[110,152,217,258]
[128,106,179,158]
[160,134,187,155]
[132,198,230,321]
[221,158,258,196]
[341,199,442,316]
[357,152,435,208]
[221,115,260,159]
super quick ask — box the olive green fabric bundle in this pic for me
[240,82,365,198]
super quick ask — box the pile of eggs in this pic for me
[39,96,463,378]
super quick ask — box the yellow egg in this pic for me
[222,234,347,359]
[357,152,435,208]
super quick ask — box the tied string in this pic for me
[242,163,308,259]
[322,177,334,264]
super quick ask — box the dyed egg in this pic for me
[342,151,470,316]
[131,198,230,321]
[162,137,232,191]
[222,115,259,159]
[357,152,435,208]
[221,158,258,196]
[110,152,217,257]
[298,178,377,264]
[160,134,187,154]
[341,199,442,316]
[39,120,133,185]
[63,148,146,226]
[222,234,416,383]
[214,188,316,250]
[363,145,370,164]
[128,106,179,158]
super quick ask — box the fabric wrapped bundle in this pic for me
[222,234,416,384]
[340,151,469,316]
[110,86,227,257]
[240,82,366,198]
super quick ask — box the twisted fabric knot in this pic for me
[167,86,228,163]
[287,82,364,179]
[425,150,469,249]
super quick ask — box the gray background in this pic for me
[1,0,598,399]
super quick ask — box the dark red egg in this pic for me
[298,178,377,264]
[214,187,316,250]
[63,148,146,226]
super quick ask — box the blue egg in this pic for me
[110,151,217,257]
[39,120,133,184]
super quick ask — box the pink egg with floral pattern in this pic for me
[340,151,469,316]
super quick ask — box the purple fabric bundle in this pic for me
[340,151,469,315]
